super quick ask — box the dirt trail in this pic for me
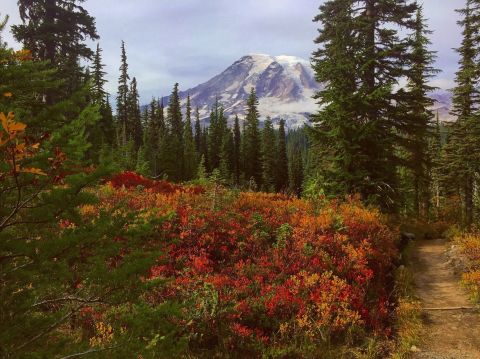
[411,239,480,359]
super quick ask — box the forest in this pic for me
[2,0,480,358]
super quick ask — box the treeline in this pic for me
[91,40,305,193]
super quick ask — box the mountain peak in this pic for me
[156,53,452,129]
[168,54,321,129]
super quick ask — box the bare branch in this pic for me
[59,346,118,359]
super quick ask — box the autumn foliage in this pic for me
[78,173,398,356]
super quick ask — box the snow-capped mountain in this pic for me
[163,54,321,128]
[157,54,454,128]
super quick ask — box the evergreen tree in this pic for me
[208,99,226,171]
[200,127,210,173]
[262,118,277,192]
[183,95,197,180]
[429,110,444,216]
[243,88,262,187]
[13,0,99,98]
[164,83,184,181]
[443,1,480,226]
[399,7,439,217]
[91,44,114,149]
[194,107,202,153]
[116,41,130,148]
[276,119,289,192]
[100,95,115,145]
[219,128,234,182]
[311,0,418,211]
[136,145,149,175]
[289,145,304,198]
[128,77,143,151]
[144,99,160,175]
[233,115,242,185]
[91,43,107,104]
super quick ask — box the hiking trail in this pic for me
[411,239,480,359]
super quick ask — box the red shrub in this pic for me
[92,180,398,354]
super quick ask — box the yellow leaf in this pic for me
[0,112,26,135]
[9,122,26,132]
[0,112,7,132]
[21,167,47,176]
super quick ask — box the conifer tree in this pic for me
[13,0,98,98]
[194,107,202,153]
[311,0,418,211]
[144,99,160,175]
[100,95,115,145]
[400,7,439,217]
[443,1,480,226]
[183,95,197,180]
[243,88,262,187]
[208,99,226,171]
[128,77,143,151]
[276,119,289,192]
[289,145,304,198]
[116,41,130,148]
[90,44,114,150]
[164,83,184,181]
[200,127,210,173]
[91,43,107,104]
[429,110,444,215]
[219,128,234,182]
[233,115,242,185]
[262,118,277,192]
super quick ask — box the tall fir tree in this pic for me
[401,7,439,218]
[243,88,262,187]
[183,95,198,180]
[144,99,160,175]
[164,83,184,181]
[13,0,99,99]
[289,145,304,198]
[261,118,277,192]
[91,45,114,148]
[233,115,242,185]
[91,43,107,104]
[128,77,143,151]
[194,107,202,153]
[200,127,210,173]
[443,1,480,226]
[276,119,289,192]
[311,0,418,211]
[208,99,226,171]
[219,129,234,182]
[116,41,130,148]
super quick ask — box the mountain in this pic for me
[431,90,454,122]
[156,54,454,128]
[162,54,321,128]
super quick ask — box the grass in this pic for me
[390,241,423,359]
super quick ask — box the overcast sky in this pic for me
[2,0,464,103]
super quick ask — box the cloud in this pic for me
[1,0,465,104]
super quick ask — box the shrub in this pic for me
[86,177,399,357]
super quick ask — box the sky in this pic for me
[1,0,464,103]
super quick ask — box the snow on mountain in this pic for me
[155,54,454,129]
[161,54,322,129]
